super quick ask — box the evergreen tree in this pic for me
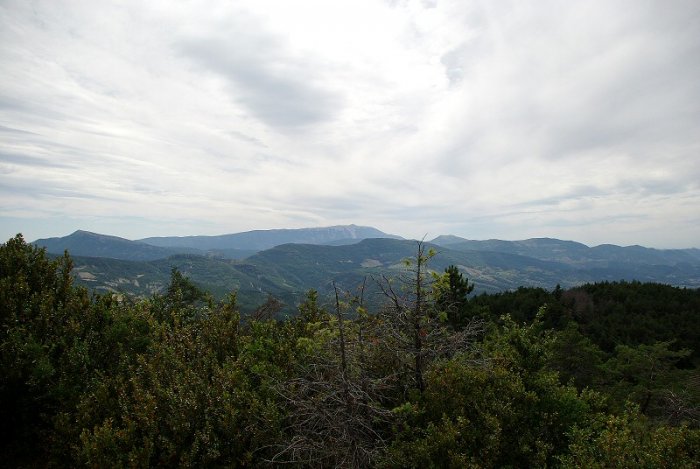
[433,264,474,328]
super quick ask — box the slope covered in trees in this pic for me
[2,235,698,467]
[33,230,204,261]
[35,235,700,320]
[431,235,700,267]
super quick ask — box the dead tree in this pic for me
[249,294,284,322]
[376,241,483,395]
[270,282,393,468]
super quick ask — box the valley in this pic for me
[33,226,700,313]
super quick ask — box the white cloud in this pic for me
[0,0,698,248]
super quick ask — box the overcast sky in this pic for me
[1,0,699,248]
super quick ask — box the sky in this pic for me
[1,0,699,248]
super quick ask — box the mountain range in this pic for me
[33,225,398,261]
[30,226,700,312]
[430,235,700,267]
[139,224,400,251]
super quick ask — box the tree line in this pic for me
[1,235,698,467]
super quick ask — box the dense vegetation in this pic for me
[2,235,699,467]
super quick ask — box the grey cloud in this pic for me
[433,0,700,182]
[0,178,116,201]
[1,1,698,248]
[540,82,700,162]
[279,191,462,227]
[294,195,369,215]
[506,173,699,214]
[384,0,408,8]
[227,130,267,148]
[0,150,77,169]
[0,133,114,170]
[540,213,648,229]
[315,197,468,226]
[0,94,32,112]
[440,44,466,85]
[465,209,647,229]
[179,28,342,130]
[542,11,699,160]
[0,93,72,122]
[624,174,700,197]
[511,185,608,209]
[0,124,39,135]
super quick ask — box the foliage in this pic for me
[383,313,602,467]
[1,235,88,462]
[548,322,606,390]
[561,405,700,468]
[602,341,692,417]
[1,235,699,467]
[432,264,474,328]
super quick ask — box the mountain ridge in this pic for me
[48,236,700,314]
[138,224,402,251]
[32,230,202,261]
[429,235,700,267]
[32,225,403,261]
[28,228,700,313]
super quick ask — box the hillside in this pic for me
[32,224,397,262]
[61,237,700,313]
[245,238,581,292]
[431,235,700,267]
[66,253,292,312]
[33,230,202,261]
[5,236,699,468]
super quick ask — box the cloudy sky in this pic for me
[1,0,699,248]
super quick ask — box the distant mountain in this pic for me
[33,230,202,261]
[30,229,700,314]
[62,237,700,314]
[244,238,582,294]
[588,244,700,266]
[138,225,401,251]
[32,225,397,262]
[63,238,581,312]
[430,236,700,267]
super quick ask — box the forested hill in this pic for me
[28,229,700,313]
[36,228,700,267]
[431,235,700,266]
[2,235,698,467]
[33,225,401,260]
[32,230,203,261]
[58,238,580,311]
[45,237,700,312]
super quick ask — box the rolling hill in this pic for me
[430,235,700,267]
[58,237,700,314]
[33,225,399,262]
[33,230,202,261]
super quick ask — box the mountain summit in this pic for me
[138,225,402,251]
[32,225,402,261]
[32,230,193,261]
